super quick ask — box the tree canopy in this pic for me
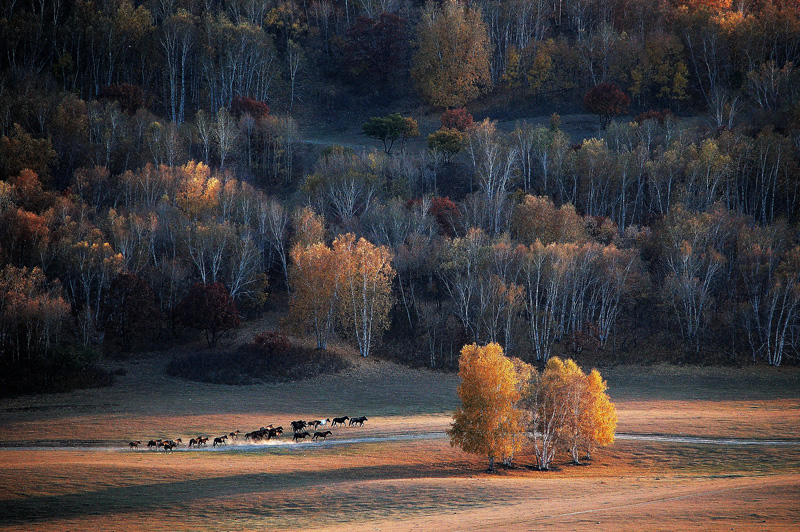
[412,0,492,108]
[362,114,419,154]
[448,343,526,471]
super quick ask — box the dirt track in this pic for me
[2,430,799,452]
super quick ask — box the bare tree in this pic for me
[214,109,239,170]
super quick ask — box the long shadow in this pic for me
[0,462,508,525]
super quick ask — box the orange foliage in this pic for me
[448,343,527,471]
[291,206,325,248]
[411,0,492,107]
[512,195,588,245]
[289,242,340,350]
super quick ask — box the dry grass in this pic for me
[0,355,798,530]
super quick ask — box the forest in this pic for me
[1,0,800,394]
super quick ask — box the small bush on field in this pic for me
[166,332,350,384]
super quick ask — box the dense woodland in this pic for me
[1,0,800,393]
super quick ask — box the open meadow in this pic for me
[0,355,799,531]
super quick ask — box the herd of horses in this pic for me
[127,415,368,451]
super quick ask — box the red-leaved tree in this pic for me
[441,108,474,131]
[230,96,270,120]
[583,83,630,129]
[177,282,241,347]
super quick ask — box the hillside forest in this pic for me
[1,0,800,393]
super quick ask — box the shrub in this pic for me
[167,333,350,385]
[441,108,474,131]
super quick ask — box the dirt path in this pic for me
[2,430,799,453]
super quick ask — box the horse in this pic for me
[196,436,209,446]
[213,435,227,447]
[147,440,159,450]
[312,431,332,441]
[331,416,349,427]
[309,418,331,430]
[128,441,141,449]
[228,430,240,440]
[292,431,310,442]
[349,416,368,427]
[290,420,307,432]
[162,442,175,452]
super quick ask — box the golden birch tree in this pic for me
[528,357,616,468]
[335,233,395,358]
[448,343,525,472]
[291,206,325,248]
[582,368,617,460]
[288,242,340,350]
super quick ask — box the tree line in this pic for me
[2,1,800,391]
[3,125,800,373]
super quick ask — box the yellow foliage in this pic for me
[334,234,395,358]
[448,343,526,470]
[502,46,521,88]
[411,0,492,107]
[289,241,339,349]
[176,161,222,219]
[529,357,617,468]
[512,195,588,246]
[291,206,325,248]
[526,42,555,93]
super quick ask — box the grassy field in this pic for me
[0,354,798,531]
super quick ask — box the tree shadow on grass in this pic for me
[0,462,517,526]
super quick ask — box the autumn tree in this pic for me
[335,234,395,358]
[448,343,527,472]
[412,0,492,108]
[662,205,732,357]
[177,282,241,347]
[230,96,270,120]
[100,272,159,352]
[560,359,618,464]
[0,265,70,365]
[428,128,464,163]
[739,225,800,367]
[0,124,57,181]
[526,357,616,469]
[288,242,341,350]
[582,368,617,460]
[583,83,631,129]
[512,195,587,246]
[362,113,419,154]
[441,108,474,131]
[291,206,325,248]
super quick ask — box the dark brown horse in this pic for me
[292,431,310,442]
[331,416,349,427]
